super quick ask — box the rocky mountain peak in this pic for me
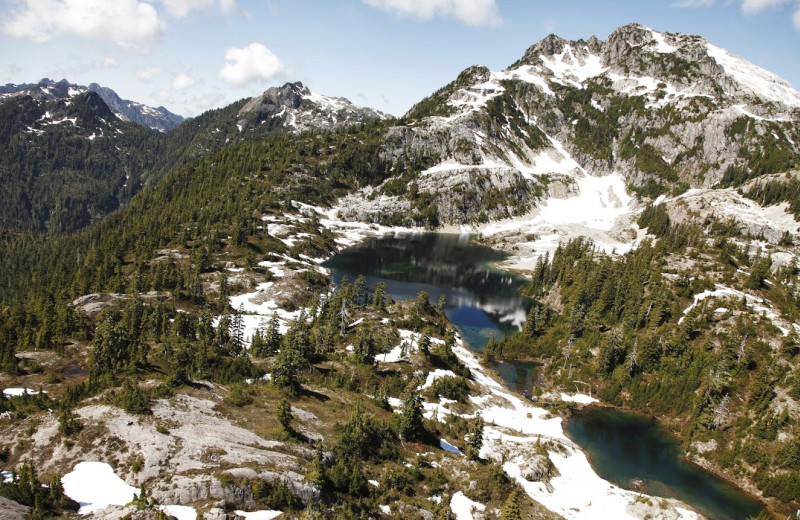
[515,34,570,66]
[86,82,184,132]
[237,81,388,134]
[342,23,799,228]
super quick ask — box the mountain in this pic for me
[0,85,169,232]
[0,80,385,233]
[0,79,184,132]
[2,23,800,520]
[337,23,800,228]
[237,81,389,134]
[87,83,184,133]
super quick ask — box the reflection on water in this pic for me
[323,233,532,345]
[488,360,542,397]
[565,407,766,520]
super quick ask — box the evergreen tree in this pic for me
[272,343,302,396]
[399,390,426,442]
[464,416,484,461]
[373,281,387,310]
[265,315,282,356]
[277,398,293,434]
[499,489,522,520]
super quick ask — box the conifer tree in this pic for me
[464,416,484,461]
[400,390,426,442]
[499,489,522,520]
[277,398,293,434]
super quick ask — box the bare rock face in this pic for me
[0,496,28,520]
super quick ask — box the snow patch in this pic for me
[539,45,606,87]
[560,393,598,405]
[61,461,140,515]
[649,29,677,53]
[159,505,198,520]
[420,369,458,390]
[3,388,45,397]
[450,491,485,520]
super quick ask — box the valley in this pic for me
[1,21,800,520]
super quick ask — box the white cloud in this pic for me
[740,0,791,13]
[102,58,118,69]
[2,0,166,49]
[153,87,225,117]
[137,66,163,82]
[157,0,240,18]
[171,73,196,90]
[737,0,800,31]
[671,0,715,7]
[218,43,283,87]
[363,0,501,27]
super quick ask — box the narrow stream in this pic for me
[323,232,767,520]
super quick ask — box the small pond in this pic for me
[564,406,766,520]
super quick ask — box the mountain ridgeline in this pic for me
[0,80,386,233]
[1,23,800,519]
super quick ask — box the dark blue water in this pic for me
[564,407,766,520]
[323,233,531,347]
[324,232,768,520]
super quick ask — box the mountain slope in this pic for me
[87,83,184,132]
[0,80,388,233]
[0,89,167,232]
[337,23,799,229]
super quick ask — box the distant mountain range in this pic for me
[0,78,386,233]
[0,78,185,132]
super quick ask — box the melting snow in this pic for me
[706,42,800,108]
[420,369,458,390]
[560,393,598,405]
[649,28,677,54]
[3,388,45,397]
[678,284,790,334]
[450,491,486,520]
[234,510,283,520]
[61,461,139,514]
[160,505,198,520]
[499,65,555,96]
[539,45,606,87]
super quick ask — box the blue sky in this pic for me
[1,0,798,117]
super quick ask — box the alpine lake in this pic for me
[322,233,766,520]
